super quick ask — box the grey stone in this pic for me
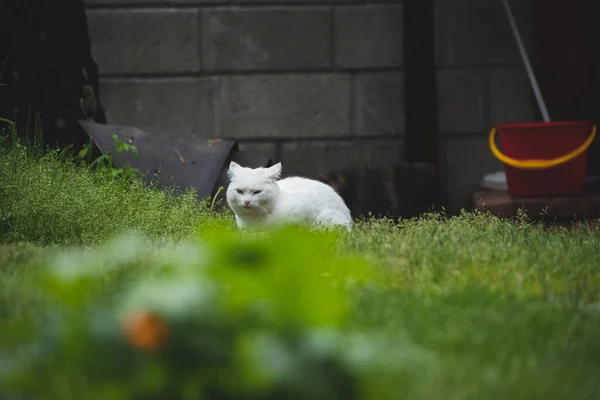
[86,0,227,3]
[440,136,503,212]
[437,70,485,134]
[99,78,217,138]
[237,0,362,3]
[434,0,534,66]
[84,0,168,3]
[84,0,156,3]
[280,139,405,178]
[490,69,535,125]
[218,74,351,139]
[353,72,405,136]
[334,5,403,68]
[204,7,331,71]
[366,0,403,3]
[236,142,278,163]
[86,10,200,74]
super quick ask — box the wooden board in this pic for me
[473,190,600,218]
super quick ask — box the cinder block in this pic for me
[86,0,227,3]
[218,74,351,139]
[490,69,535,126]
[434,0,533,66]
[85,0,159,3]
[280,139,405,178]
[87,10,200,74]
[204,7,331,71]
[440,136,503,212]
[437,70,485,134]
[236,142,278,163]
[353,72,405,136]
[334,6,403,68]
[237,0,362,3]
[100,78,217,138]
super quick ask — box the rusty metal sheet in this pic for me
[78,120,236,200]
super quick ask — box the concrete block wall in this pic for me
[84,0,406,182]
[85,0,535,212]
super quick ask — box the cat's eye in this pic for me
[253,190,262,195]
[236,189,243,194]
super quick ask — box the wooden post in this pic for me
[403,0,439,205]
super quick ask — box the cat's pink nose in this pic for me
[244,200,251,205]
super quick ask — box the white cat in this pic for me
[226,161,352,231]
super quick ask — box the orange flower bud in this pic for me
[121,310,169,350]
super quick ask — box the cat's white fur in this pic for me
[226,161,352,231]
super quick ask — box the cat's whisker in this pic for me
[256,204,271,215]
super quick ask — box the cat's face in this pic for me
[226,162,282,216]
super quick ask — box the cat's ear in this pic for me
[265,162,282,181]
[228,161,242,180]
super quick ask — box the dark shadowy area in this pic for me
[534,0,600,176]
[318,163,436,220]
[0,0,106,149]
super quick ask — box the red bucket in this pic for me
[489,121,597,197]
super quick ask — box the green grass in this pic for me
[1,134,600,399]
[348,216,600,399]
[0,137,232,244]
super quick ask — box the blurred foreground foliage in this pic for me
[0,226,409,400]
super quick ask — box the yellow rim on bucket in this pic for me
[489,124,597,170]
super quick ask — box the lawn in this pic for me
[1,135,600,399]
